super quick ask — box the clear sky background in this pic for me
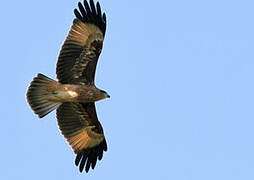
[1,0,254,179]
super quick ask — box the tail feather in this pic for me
[26,73,61,118]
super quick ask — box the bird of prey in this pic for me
[26,0,109,173]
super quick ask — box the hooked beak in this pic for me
[107,94,110,98]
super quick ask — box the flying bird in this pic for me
[26,0,109,173]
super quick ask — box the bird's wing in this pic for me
[56,0,106,85]
[56,102,107,173]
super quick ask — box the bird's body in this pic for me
[26,0,109,173]
[39,79,108,103]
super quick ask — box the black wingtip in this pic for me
[89,0,96,16]
[79,152,88,173]
[102,13,106,22]
[78,2,86,17]
[96,2,101,17]
[103,139,108,151]
[75,139,107,173]
[74,9,82,20]
[75,153,82,166]
[85,158,92,172]
[74,0,106,36]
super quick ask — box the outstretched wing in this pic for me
[56,0,106,85]
[56,102,107,173]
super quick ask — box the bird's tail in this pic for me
[26,73,61,118]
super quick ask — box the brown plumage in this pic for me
[26,0,109,173]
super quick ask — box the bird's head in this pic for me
[100,90,110,99]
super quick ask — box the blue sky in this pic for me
[1,0,254,179]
